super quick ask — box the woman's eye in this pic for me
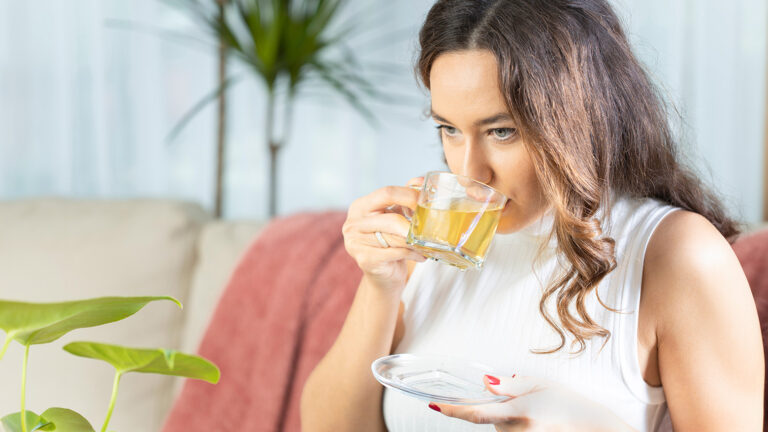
[492,128,516,140]
[436,125,458,136]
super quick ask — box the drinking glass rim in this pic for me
[424,171,508,202]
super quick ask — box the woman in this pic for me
[300,0,764,430]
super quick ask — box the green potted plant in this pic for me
[0,296,219,432]
[169,0,398,217]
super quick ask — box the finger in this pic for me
[357,230,410,250]
[428,401,523,425]
[373,231,409,249]
[357,246,426,266]
[406,176,424,188]
[388,179,423,219]
[351,213,411,239]
[352,186,419,217]
[483,374,542,397]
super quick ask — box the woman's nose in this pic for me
[462,140,492,185]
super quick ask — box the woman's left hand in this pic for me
[428,374,637,432]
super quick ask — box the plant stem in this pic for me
[21,344,29,432]
[101,372,123,432]
[266,88,278,218]
[214,0,229,219]
[281,88,296,147]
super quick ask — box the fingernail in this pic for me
[485,375,500,385]
[428,403,441,412]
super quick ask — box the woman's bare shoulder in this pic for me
[644,209,737,274]
[640,208,760,354]
[642,209,747,316]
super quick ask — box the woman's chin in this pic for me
[495,201,518,233]
[495,216,521,234]
[495,201,551,234]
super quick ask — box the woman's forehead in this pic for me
[430,50,498,91]
[430,51,509,124]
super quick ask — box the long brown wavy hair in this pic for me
[416,0,741,354]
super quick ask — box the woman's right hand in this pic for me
[342,178,425,292]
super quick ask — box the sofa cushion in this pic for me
[0,198,208,432]
[182,220,266,355]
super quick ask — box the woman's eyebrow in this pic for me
[430,110,513,127]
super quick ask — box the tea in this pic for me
[407,198,503,269]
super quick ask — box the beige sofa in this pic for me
[0,198,266,432]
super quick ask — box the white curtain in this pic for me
[0,1,216,199]
[613,0,767,223]
[0,0,765,222]
[0,0,443,219]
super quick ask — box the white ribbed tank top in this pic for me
[382,196,678,432]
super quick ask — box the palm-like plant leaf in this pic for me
[172,0,395,133]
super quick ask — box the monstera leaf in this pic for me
[62,341,219,432]
[0,410,49,432]
[1,408,94,432]
[0,296,181,359]
[63,342,219,383]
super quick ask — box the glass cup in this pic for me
[406,171,507,270]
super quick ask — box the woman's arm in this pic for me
[301,276,405,432]
[300,184,422,432]
[644,211,764,431]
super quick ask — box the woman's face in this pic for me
[429,49,550,233]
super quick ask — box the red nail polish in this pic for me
[428,403,441,412]
[485,375,500,385]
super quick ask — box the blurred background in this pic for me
[1,0,766,223]
[0,2,766,430]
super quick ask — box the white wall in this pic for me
[0,0,765,222]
